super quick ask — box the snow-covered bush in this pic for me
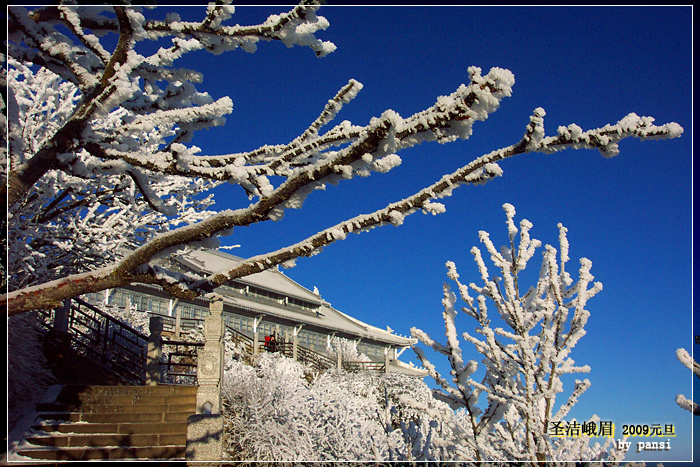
[411,203,627,464]
[325,335,371,363]
[222,352,385,462]
[220,351,470,463]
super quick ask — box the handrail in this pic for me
[269,338,383,373]
[160,339,205,385]
[37,298,386,386]
[37,298,149,385]
[226,325,255,355]
[37,298,209,386]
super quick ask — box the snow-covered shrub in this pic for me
[325,335,371,363]
[222,352,384,462]
[220,351,473,463]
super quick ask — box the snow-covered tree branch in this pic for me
[411,204,628,464]
[4,4,683,317]
[675,347,699,415]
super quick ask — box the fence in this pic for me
[37,298,206,385]
[38,297,389,388]
[37,298,149,385]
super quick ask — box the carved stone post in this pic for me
[54,299,70,333]
[146,316,163,385]
[196,294,224,414]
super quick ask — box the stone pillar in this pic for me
[186,413,223,462]
[252,315,264,356]
[146,316,163,385]
[54,299,70,333]
[196,294,224,414]
[170,298,181,338]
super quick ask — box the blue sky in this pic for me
[165,5,693,462]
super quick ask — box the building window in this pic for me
[178,303,206,320]
[150,297,167,315]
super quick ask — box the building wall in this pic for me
[81,287,387,360]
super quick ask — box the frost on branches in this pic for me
[4,4,683,316]
[411,204,627,465]
[675,347,699,416]
[6,58,219,291]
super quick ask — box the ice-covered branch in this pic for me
[410,204,619,462]
[4,4,337,209]
[675,347,699,415]
[2,105,683,316]
[4,3,683,331]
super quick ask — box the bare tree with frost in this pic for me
[411,204,627,465]
[4,3,683,317]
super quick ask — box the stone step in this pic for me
[23,431,186,448]
[53,384,198,399]
[32,420,189,435]
[10,384,200,462]
[37,399,195,413]
[12,444,187,461]
[35,410,194,424]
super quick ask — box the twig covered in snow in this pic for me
[675,347,699,416]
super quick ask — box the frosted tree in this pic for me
[7,57,219,291]
[5,4,683,317]
[326,335,371,363]
[221,350,476,463]
[411,204,626,464]
[222,352,389,462]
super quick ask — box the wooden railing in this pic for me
[226,325,255,355]
[272,339,385,374]
[342,361,386,373]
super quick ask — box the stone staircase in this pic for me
[9,384,197,462]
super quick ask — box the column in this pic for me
[146,316,163,385]
[196,294,224,414]
[253,315,264,355]
[293,325,303,361]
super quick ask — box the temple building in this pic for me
[81,248,426,376]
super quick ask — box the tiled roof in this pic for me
[171,249,417,348]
